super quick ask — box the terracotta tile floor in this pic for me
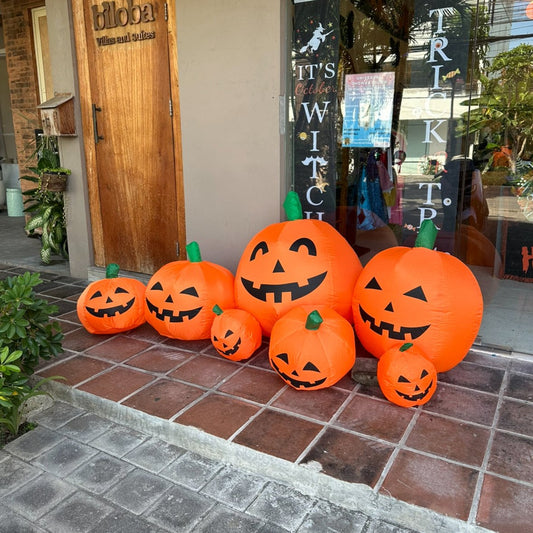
[4,264,533,533]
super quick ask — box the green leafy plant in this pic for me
[20,134,69,264]
[0,271,64,375]
[0,346,63,437]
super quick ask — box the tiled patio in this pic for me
[2,263,533,533]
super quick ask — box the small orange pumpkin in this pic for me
[235,192,362,335]
[353,221,483,372]
[269,306,356,390]
[210,305,262,361]
[77,263,146,334]
[145,242,235,340]
[377,342,437,407]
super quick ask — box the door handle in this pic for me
[92,104,104,144]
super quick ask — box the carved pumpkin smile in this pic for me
[145,296,202,323]
[216,335,241,356]
[358,304,430,340]
[86,291,136,318]
[270,353,327,389]
[241,271,327,303]
[395,376,434,401]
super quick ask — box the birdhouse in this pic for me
[37,94,76,136]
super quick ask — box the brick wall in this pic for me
[1,0,45,192]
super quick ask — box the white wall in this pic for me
[176,0,285,272]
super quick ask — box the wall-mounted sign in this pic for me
[92,0,156,47]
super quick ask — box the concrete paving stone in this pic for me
[245,481,317,532]
[3,425,65,461]
[39,491,115,533]
[89,509,169,533]
[0,455,41,497]
[89,424,148,457]
[3,472,76,521]
[55,412,115,442]
[66,451,134,494]
[146,483,216,532]
[104,468,173,515]
[256,522,291,533]
[32,438,99,476]
[29,400,85,429]
[192,503,265,532]
[123,436,187,473]
[0,507,47,533]
[200,465,268,512]
[160,451,223,491]
[296,499,369,532]
[365,519,419,532]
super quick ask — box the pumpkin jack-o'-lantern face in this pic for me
[144,242,235,341]
[77,263,146,335]
[268,305,356,391]
[377,343,437,407]
[146,282,202,323]
[270,352,327,389]
[236,195,363,336]
[353,223,483,373]
[357,276,431,342]
[213,328,241,356]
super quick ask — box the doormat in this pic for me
[500,220,533,282]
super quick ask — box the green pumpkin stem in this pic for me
[105,263,120,279]
[305,310,323,331]
[399,342,414,352]
[414,220,438,249]
[213,304,223,316]
[186,241,202,262]
[283,191,303,221]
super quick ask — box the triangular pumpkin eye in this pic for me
[398,375,410,383]
[276,353,289,364]
[90,290,103,300]
[303,362,320,372]
[115,287,128,294]
[420,369,429,378]
[224,329,234,338]
[151,281,164,291]
[181,286,199,297]
[404,286,427,301]
[365,277,382,290]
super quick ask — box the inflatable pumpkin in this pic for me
[377,342,437,407]
[145,242,235,340]
[235,192,362,335]
[352,220,483,372]
[269,306,356,390]
[77,263,146,334]
[210,305,262,361]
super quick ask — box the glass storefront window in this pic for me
[289,0,533,354]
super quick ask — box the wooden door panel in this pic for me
[73,0,184,274]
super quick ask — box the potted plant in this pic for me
[20,135,69,264]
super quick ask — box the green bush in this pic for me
[0,271,64,375]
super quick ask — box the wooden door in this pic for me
[72,0,185,274]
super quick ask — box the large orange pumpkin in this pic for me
[77,263,146,334]
[210,305,262,361]
[145,242,235,340]
[235,192,362,335]
[377,343,437,407]
[352,220,483,372]
[269,305,356,390]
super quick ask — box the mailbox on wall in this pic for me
[37,94,76,136]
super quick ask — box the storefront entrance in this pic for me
[289,0,533,354]
[72,0,185,274]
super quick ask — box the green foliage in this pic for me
[0,272,64,375]
[463,44,533,173]
[0,346,63,436]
